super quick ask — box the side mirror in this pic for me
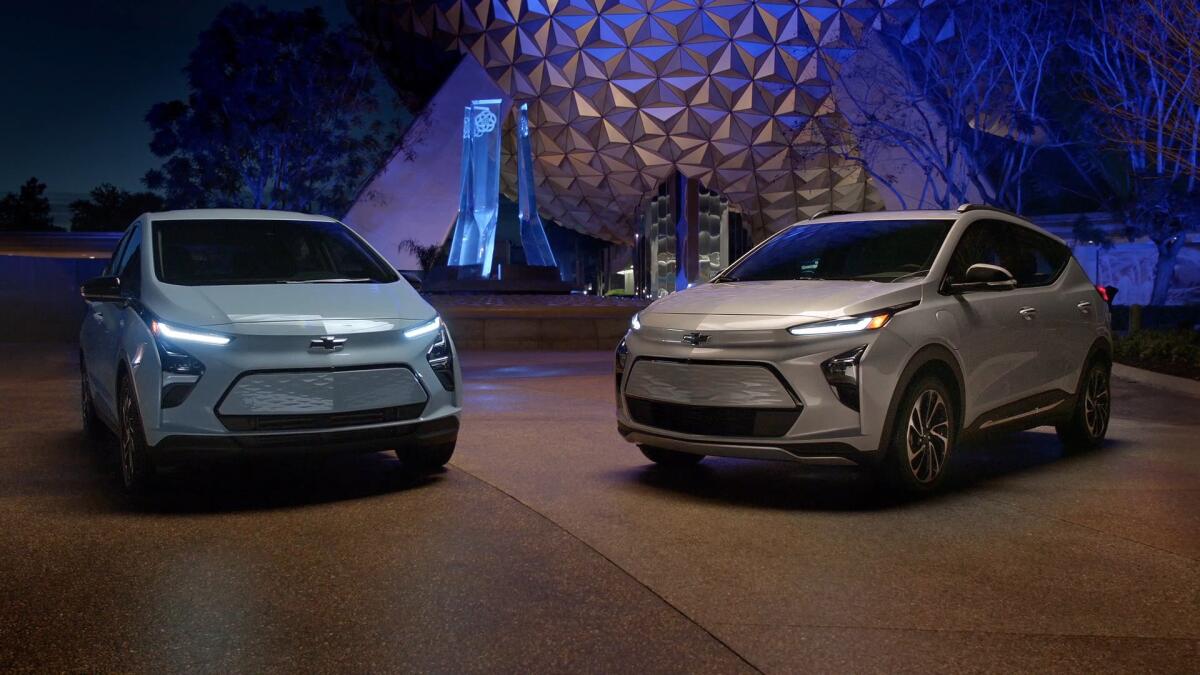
[399,270,423,292]
[946,263,1017,294]
[80,276,123,302]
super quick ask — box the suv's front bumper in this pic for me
[617,421,870,466]
[615,319,918,463]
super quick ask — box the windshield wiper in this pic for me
[712,275,740,283]
[889,268,931,283]
[281,278,373,284]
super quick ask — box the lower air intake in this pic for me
[625,397,800,438]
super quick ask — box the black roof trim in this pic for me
[809,209,856,220]
[955,203,1026,220]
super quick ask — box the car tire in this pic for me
[1056,360,1111,451]
[399,441,456,473]
[638,444,705,467]
[882,375,956,495]
[80,357,108,445]
[117,377,156,494]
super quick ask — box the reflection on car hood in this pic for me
[148,281,431,327]
[645,279,921,318]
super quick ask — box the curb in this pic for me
[1112,363,1200,399]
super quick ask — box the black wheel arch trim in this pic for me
[1068,337,1114,401]
[878,344,966,453]
[1086,336,1113,366]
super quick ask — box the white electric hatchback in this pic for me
[616,206,1114,493]
[80,210,461,492]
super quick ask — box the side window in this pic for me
[947,220,1069,288]
[113,224,141,281]
[946,220,1007,283]
[1008,226,1069,287]
[119,239,142,295]
[104,229,133,276]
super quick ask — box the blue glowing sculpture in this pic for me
[447,99,502,277]
[515,103,556,269]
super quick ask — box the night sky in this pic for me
[0,0,353,201]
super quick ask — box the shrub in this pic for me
[1114,330,1200,379]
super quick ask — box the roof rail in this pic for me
[810,209,855,220]
[955,203,1025,220]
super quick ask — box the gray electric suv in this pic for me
[616,205,1113,493]
[80,209,462,492]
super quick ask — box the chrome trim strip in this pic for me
[979,398,1064,430]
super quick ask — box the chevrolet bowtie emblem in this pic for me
[681,332,710,346]
[309,336,347,351]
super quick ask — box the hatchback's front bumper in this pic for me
[126,317,463,458]
[152,415,459,464]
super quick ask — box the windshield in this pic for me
[152,219,398,286]
[719,218,954,283]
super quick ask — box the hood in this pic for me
[645,279,921,319]
[149,281,431,327]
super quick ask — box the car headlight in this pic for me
[787,309,899,336]
[151,320,231,346]
[149,319,223,408]
[425,325,455,391]
[630,312,641,331]
[404,315,441,339]
[822,346,867,411]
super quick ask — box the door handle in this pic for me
[1018,307,1038,320]
[1076,301,1092,314]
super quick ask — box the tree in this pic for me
[144,3,399,216]
[831,0,1076,212]
[0,177,55,232]
[69,184,165,232]
[1073,0,1200,304]
[399,239,443,273]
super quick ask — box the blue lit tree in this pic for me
[832,0,1076,213]
[1074,0,1200,305]
[143,3,399,216]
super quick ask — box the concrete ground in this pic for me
[1,346,1197,673]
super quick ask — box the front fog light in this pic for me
[821,346,866,411]
[426,327,455,391]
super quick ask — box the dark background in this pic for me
[0,0,351,198]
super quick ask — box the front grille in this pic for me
[624,359,795,408]
[625,396,800,437]
[219,402,426,432]
[217,367,427,417]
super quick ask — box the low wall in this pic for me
[0,251,643,350]
[0,255,108,343]
[427,295,644,351]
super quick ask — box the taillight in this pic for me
[1096,285,1118,305]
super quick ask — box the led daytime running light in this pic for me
[788,312,891,336]
[404,316,442,339]
[152,320,231,346]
